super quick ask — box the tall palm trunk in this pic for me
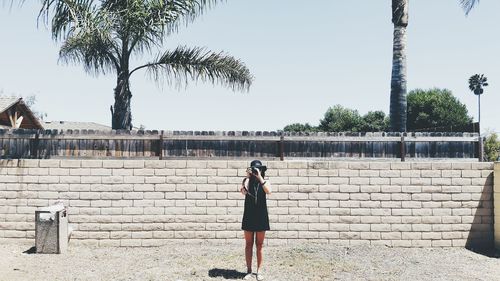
[111,70,133,130]
[390,0,409,132]
[111,40,132,130]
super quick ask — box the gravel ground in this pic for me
[1,242,499,281]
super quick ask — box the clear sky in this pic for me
[0,0,499,133]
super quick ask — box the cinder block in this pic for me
[39,160,61,168]
[81,160,102,168]
[421,170,441,178]
[451,163,471,170]
[154,169,175,176]
[318,170,338,177]
[124,176,144,184]
[227,161,247,169]
[134,169,154,176]
[289,177,308,185]
[431,178,451,186]
[329,162,348,169]
[49,168,70,176]
[124,160,145,169]
[90,169,112,176]
[380,170,400,178]
[339,169,359,177]
[369,163,391,170]
[462,170,481,178]
[442,170,462,178]
[70,169,91,176]
[164,161,187,169]
[60,160,81,168]
[432,194,452,201]
[391,163,411,170]
[431,163,452,170]
[432,240,452,247]
[103,160,124,168]
[144,192,164,199]
[349,178,369,185]
[339,185,359,193]
[329,177,349,185]
[28,168,49,176]
[298,169,319,177]
[349,162,369,170]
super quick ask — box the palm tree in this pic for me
[468,74,488,128]
[389,0,481,132]
[460,0,481,15]
[27,0,253,130]
[468,73,488,161]
[389,0,409,132]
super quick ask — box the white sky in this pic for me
[0,0,498,133]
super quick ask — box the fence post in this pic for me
[32,131,40,159]
[400,134,405,162]
[158,131,164,160]
[478,136,484,162]
[279,134,284,161]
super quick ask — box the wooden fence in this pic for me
[0,129,479,160]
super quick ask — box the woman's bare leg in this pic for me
[255,231,266,273]
[244,231,255,273]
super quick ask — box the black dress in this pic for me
[242,179,270,231]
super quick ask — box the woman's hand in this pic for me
[240,186,248,195]
[254,168,265,184]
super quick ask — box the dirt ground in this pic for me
[1,241,499,281]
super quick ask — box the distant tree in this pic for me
[360,111,389,132]
[318,105,363,132]
[484,133,500,161]
[24,95,47,121]
[283,123,317,132]
[406,88,472,131]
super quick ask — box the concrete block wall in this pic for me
[494,162,500,250]
[0,159,494,247]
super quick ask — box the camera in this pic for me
[250,166,260,175]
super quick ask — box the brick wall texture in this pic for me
[0,159,494,248]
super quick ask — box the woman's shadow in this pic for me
[208,268,247,279]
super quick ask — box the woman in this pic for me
[240,160,271,281]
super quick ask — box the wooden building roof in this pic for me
[0,96,43,129]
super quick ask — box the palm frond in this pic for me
[58,4,120,75]
[59,34,120,76]
[35,0,96,40]
[468,74,488,95]
[460,0,480,16]
[130,46,253,91]
[124,0,223,56]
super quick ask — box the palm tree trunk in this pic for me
[111,70,133,130]
[390,0,409,132]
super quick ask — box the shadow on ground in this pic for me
[208,268,247,279]
[22,247,36,255]
[466,246,500,258]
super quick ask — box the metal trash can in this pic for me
[35,203,69,254]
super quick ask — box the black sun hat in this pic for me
[250,160,267,172]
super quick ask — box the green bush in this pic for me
[407,88,472,131]
[484,133,500,162]
[283,123,318,132]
